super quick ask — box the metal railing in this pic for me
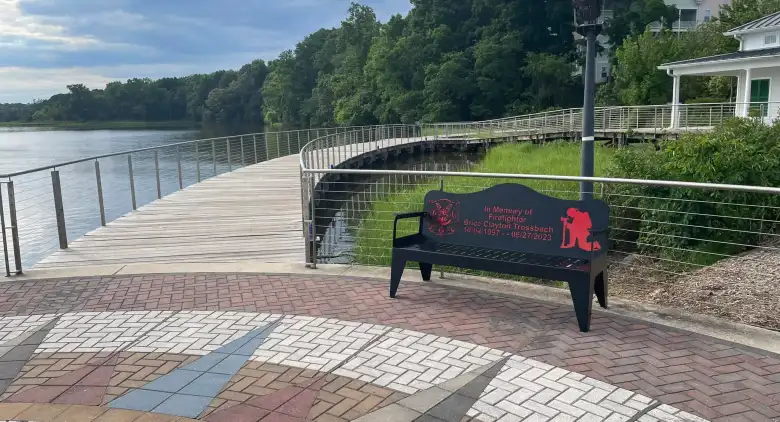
[298,125,420,172]
[300,167,780,331]
[419,102,776,139]
[0,125,390,275]
[2,100,771,275]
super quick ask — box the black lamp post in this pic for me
[573,0,602,200]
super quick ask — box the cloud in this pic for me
[0,0,98,46]
[0,0,413,102]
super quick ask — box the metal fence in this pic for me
[3,100,776,276]
[0,126,391,275]
[301,167,780,330]
[299,124,420,172]
[420,102,775,138]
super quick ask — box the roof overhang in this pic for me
[659,53,780,76]
[724,27,779,37]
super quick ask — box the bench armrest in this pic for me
[393,212,427,246]
[590,227,611,256]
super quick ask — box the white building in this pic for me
[586,0,730,83]
[659,11,780,125]
[654,0,732,31]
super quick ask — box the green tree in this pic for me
[604,0,678,50]
[718,0,780,30]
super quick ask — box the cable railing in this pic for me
[418,102,772,139]
[2,100,772,276]
[299,167,780,331]
[0,125,391,275]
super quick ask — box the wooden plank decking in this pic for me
[31,125,706,270]
[34,155,307,269]
[33,136,427,270]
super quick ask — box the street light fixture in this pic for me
[573,0,603,200]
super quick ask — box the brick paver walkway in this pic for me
[0,273,778,421]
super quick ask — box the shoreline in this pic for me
[0,120,199,130]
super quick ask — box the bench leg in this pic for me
[569,279,595,332]
[594,271,608,309]
[390,257,406,298]
[419,263,433,281]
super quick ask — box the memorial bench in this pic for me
[390,183,609,332]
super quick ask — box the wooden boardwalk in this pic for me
[33,136,430,270]
[34,155,307,269]
[31,125,706,270]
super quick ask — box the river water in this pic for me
[0,127,203,269]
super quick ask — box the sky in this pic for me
[0,0,413,103]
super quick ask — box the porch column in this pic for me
[743,68,752,117]
[671,74,681,128]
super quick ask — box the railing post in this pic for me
[240,136,245,167]
[154,150,162,199]
[253,135,258,163]
[95,161,106,226]
[6,181,22,274]
[227,138,232,171]
[212,139,217,176]
[128,155,137,210]
[51,170,68,250]
[196,142,201,183]
[0,183,10,276]
[654,107,658,129]
[326,135,331,168]
[287,132,292,156]
[264,134,269,162]
[177,145,183,189]
[308,174,317,269]
[276,133,281,159]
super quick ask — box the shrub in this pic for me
[605,118,780,266]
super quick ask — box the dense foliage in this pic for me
[0,61,268,129]
[2,0,779,127]
[606,119,780,265]
[601,0,780,105]
[0,1,583,127]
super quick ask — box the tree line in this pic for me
[0,0,775,128]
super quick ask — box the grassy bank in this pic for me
[353,142,616,266]
[0,121,198,130]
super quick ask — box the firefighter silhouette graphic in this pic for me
[560,208,601,251]
[428,199,459,236]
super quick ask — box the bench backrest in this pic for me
[422,183,609,259]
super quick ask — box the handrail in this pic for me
[300,168,780,195]
[0,125,379,179]
[1,101,764,178]
[1,100,774,275]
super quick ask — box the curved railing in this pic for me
[298,125,419,172]
[1,100,761,275]
[418,102,760,139]
[0,125,395,274]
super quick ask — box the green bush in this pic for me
[605,118,780,266]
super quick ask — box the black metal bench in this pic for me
[390,183,609,332]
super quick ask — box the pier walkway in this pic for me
[33,135,429,269]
